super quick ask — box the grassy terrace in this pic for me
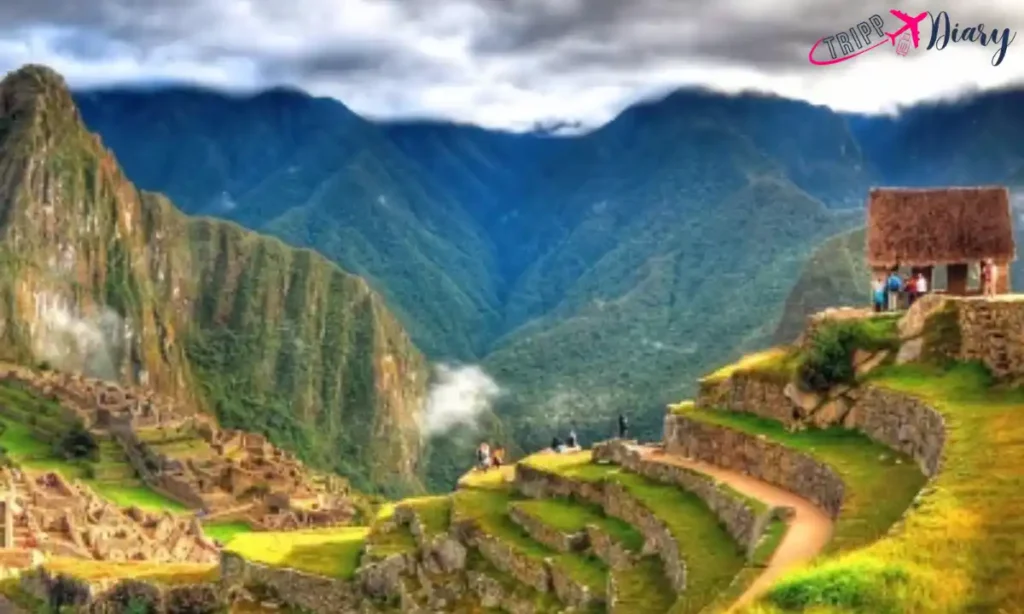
[672,403,926,555]
[453,486,610,600]
[226,526,369,579]
[512,498,645,552]
[745,363,1024,613]
[367,495,452,558]
[521,451,746,614]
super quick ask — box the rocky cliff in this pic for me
[0,65,428,495]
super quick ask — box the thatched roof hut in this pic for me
[866,186,1015,268]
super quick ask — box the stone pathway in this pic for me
[631,445,834,612]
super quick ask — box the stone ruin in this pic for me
[0,363,358,531]
[0,468,218,564]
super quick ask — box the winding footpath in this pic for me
[631,445,834,612]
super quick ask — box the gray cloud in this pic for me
[0,0,1021,129]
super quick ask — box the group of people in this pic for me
[873,269,929,312]
[475,442,506,471]
[873,259,1001,313]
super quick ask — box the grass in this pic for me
[523,451,747,614]
[226,526,369,579]
[203,520,255,545]
[610,556,678,614]
[513,498,644,552]
[742,362,1024,613]
[751,518,789,567]
[453,485,609,599]
[400,495,452,538]
[701,348,801,385]
[43,557,218,585]
[673,406,926,554]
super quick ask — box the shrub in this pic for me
[797,317,900,393]
[766,558,910,613]
[104,580,161,614]
[57,424,98,461]
[165,585,223,614]
[48,573,90,612]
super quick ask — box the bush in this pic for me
[165,585,223,614]
[766,558,909,613]
[57,424,99,461]
[48,573,91,612]
[104,580,161,614]
[797,317,900,393]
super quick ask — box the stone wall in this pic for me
[697,374,796,425]
[585,524,635,570]
[906,295,1024,380]
[19,567,221,613]
[220,552,363,614]
[514,464,686,593]
[592,440,765,554]
[664,414,845,519]
[841,387,946,477]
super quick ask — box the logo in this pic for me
[809,10,1017,66]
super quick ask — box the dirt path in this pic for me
[632,446,833,612]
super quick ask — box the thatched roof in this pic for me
[866,186,1015,268]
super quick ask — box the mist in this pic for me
[422,364,501,436]
[31,291,125,380]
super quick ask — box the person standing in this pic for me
[886,268,903,311]
[872,277,886,313]
[914,272,928,304]
[567,426,579,449]
[618,414,629,439]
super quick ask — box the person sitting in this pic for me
[551,436,564,454]
[491,447,505,469]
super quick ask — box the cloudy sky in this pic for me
[0,0,1021,130]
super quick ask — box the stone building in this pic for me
[866,186,1016,295]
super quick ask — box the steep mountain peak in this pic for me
[0,64,82,134]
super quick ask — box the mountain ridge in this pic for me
[0,64,429,496]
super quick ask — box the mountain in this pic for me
[70,83,873,459]
[0,65,428,496]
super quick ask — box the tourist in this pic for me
[872,278,886,313]
[618,414,629,439]
[886,268,903,311]
[914,272,928,304]
[492,447,505,469]
[476,442,491,471]
[567,427,578,450]
[552,436,567,454]
[983,258,998,296]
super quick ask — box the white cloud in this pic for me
[0,1,1022,130]
[421,364,501,436]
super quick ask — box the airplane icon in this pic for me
[885,10,928,48]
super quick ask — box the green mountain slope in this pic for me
[0,65,428,496]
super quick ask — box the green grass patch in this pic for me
[453,485,608,598]
[744,362,1024,613]
[674,406,925,554]
[400,495,452,539]
[226,526,369,579]
[89,481,189,513]
[750,518,788,567]
[610,556,678,614]
[701,348,801,385]
[203,520,254,545]
[523,451,746,614]
[514,498,644,552]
